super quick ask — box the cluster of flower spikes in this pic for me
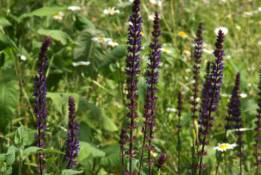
[229,73,244,159]
[142,11,162,170]
[65,96,80,169]
[125,0,142,174]
[197,30,225,173]
[33,36,51,172]
[191,22,203,119]
[223,72,240,142]
[254,67,261,172]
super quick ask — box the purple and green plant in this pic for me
[33,36,51,174]
[229,72,244,175]
[191,22,203,175]
[197,30,225,175]
[138,11,161,175]
[156,153,167,171]
[125,0,142,174]
[65,96,80,169]
[254,67,261,175]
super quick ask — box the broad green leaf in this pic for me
[14,126,28,145]
[37,29,70,45]
[61,170,83,175]
[18,7,67,22]
[0,153,5,160]
[75,13,95,30]
[6,146,17,165]
[46,92,79,115]
[0,16,11,28]
[0,81,20,133]
[78,141,105,162]
[137,77,147,106]
[23,146,65,158]
[98,45,126,69]
[101,111,117,132]
[0,33,17,51]
[100,153,121,168]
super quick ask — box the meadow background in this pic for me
[0,0,261,174]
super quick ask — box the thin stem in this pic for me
[215,161,220,175]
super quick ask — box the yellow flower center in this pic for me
[183,50,190,53]
[98,37,104,41]
[219,145,229,149]
[178,31,187,37]
[54,14,62,18]
[140,31,144,35]
[163,48,168,52]
[110,9,115,14]
[259,20,261,24]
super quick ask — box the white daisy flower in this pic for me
[150,0,163,6]
[182,50,191,57]
[17,54,27,61]
[160,48,172,54]
[243,11,253,17]
[91,37,112,43]
[72,61,90,67]
[68,6,81,11]
[108,40,119,47]
[258,7,261,12]
[118,2,132,8]
[103,7,120,15]
[203,48,214,55]
[215,27,228,35]
[240,93,247,98]
[150,151,158,157]
[53,11,64,20]
[213,143,237,152]
[178,31,187,39]
[166,107,176,112]
[185,68,191,73]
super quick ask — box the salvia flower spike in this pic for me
[229,73,244,175]
[125,0,142,174]
[197,30,225,175]
[33,36,51,173]
[254,67,261,174]
[191,22,203,175]
[156,153,167,170]
[138,11,161,175]
[65,96,80,169]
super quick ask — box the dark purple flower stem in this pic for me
[65,96,80,169]
[177,91,182,174]
[191,22,203,175]
[254,67,261,175]
[33,37,51,174]
[119,128,128,174]
[197,30,225,175]
[138,11,161,175]
[125,0,142,174]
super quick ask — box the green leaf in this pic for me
[6,146,17,165]
[0,153,6,160]
[100,153,121,168]
[14,126,28,145]
[137,77,147,106]
[0,16,11,28]
[46,92,79,115]
[18,7,67,22]
[180,112,192,127]
[78,141,105,162]
[61,170,83,175]
[75,13,95,30]
[23,146,65,158]
[98,45,126,69]
[0,81,20,133]
[25,163,38,167]
[101,111,117,132]
[37,29,70,45]
[0,33,17,51]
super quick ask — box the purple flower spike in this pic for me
[156,153,167,170]
[138,11,161,175]
[254,67,261,174]
[124,0,142,174]
[197,30,225,175]
[33,37,51,173]
[65,96,80,169]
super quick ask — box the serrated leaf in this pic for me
[98,45,126,69]
[0,16,11,28]
[61,169,83,175]
[18,7,67,22]
[0,81,20,133]
[6,146,17,165]
[37,29,70,45]
[78,141,105,162]
[75,13,95,30]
